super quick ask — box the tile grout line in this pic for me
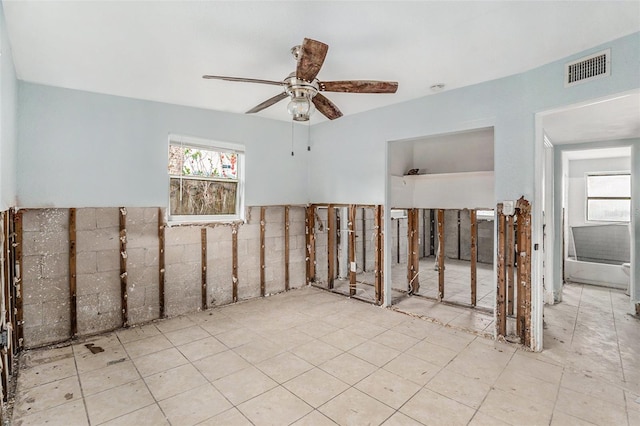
[70,345,93,426]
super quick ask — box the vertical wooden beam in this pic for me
[470,209,477,306]
[429,209,435,256]
[506,215,515,316]
[516,208,525,340]
[260,207,266,297]
[284,206,290,291]
[232,225,239,303]
[327,205,336,289]
[1,212,11,395]
[158,208,166,318]
[119,208,128,328]
[201,228,207,310]
[374,205,383,305]
[496,204,507,337]
[69,208,78,337]
[437,209,445,301]
[305,205,316,284]
[348,205,356,296]
[517,198,533,346]
[408,209,420,294]
[14,209,23,348]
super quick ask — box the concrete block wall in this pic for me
[20,205,309,348]
[22,209,70,347]
[75,208,121,335]
[390,217,408,265]
[206,225,233,307]
[355,207,377,273]
[288,207,306,289]
[126,208,160,324]
[313,208,328,284]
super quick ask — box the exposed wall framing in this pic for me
[158,208,166,318]
[437,209,445,300]
[119,207,128,327]
[470,209,477,306]
[69,208,77,336]
[201,228,207,310]
[374,205,384,304]
[407,208,420,294]
[496,197,532,348]
[18,205,306,348]
[305,205,316,284]
[260,207,266,297]
[327,205,336,289]
[348,205,356,296]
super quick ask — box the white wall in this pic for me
[0,3,17,210]
[567,156,630,231]
[17,83,309,208]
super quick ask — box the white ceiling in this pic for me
[3,1,640,123]
[543,92,640,145]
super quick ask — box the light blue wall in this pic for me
[0,2,17,210]
[17,83,309,208]
[309,32,640,205]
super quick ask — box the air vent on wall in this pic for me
[565,49,610,87]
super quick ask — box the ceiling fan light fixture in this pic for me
[287,95,315,121]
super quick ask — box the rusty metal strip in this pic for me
[14,209,23,348]
[69,208,78,337]
[232,224,239,302]
[284,206,290,291]
[201,228,207,310]
[327,205,336,289]
[119,208,128,328]
[496,204,507,337]
[260,207,266,297]
[470,209,477,306]
[348,205,356,296]
[437,209,445,301]
[158,208,166,318]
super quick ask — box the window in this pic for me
[586,173,630,222]
[168,136,244,222]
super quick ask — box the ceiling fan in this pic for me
[203,38,398,122]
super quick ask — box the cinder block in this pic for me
[42,296,70,325]
[143,208,159,223]
[165,296,200,317]
[23,230,69,256]
[77,228,119,252]
[127,223,159,249]
[77,271,120,296]
[77,251,98,275]
[165,244,185,265]
[97,249,120,272]
[237,223,259,240]
[265,222,284,238]
[76,208,97,231]
[145,249,159,267]
[266,236,284,252]
[165,226,201,246]
[183,243,202,262]
[23,302,44,328]
[41,252,69,279]
[126,247,146,269]
[26,276,68,302]
[128,266,158,291]
[125,207,147,225]
[264,206,284,223]
[23,320,70,349]
[23,255,43,281]
[96,208,120,229]
[22,211,42,232]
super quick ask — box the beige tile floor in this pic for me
[10,284,640,426]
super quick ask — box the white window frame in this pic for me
[585,171,630,223]
[168,134,245,224]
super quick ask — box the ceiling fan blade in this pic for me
[203,75,283,86]
[312,94,343,120]
[246,92,289,114]
[296,38,328,82]
[319,80,398,93]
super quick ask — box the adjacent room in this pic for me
[0,1,638,425]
